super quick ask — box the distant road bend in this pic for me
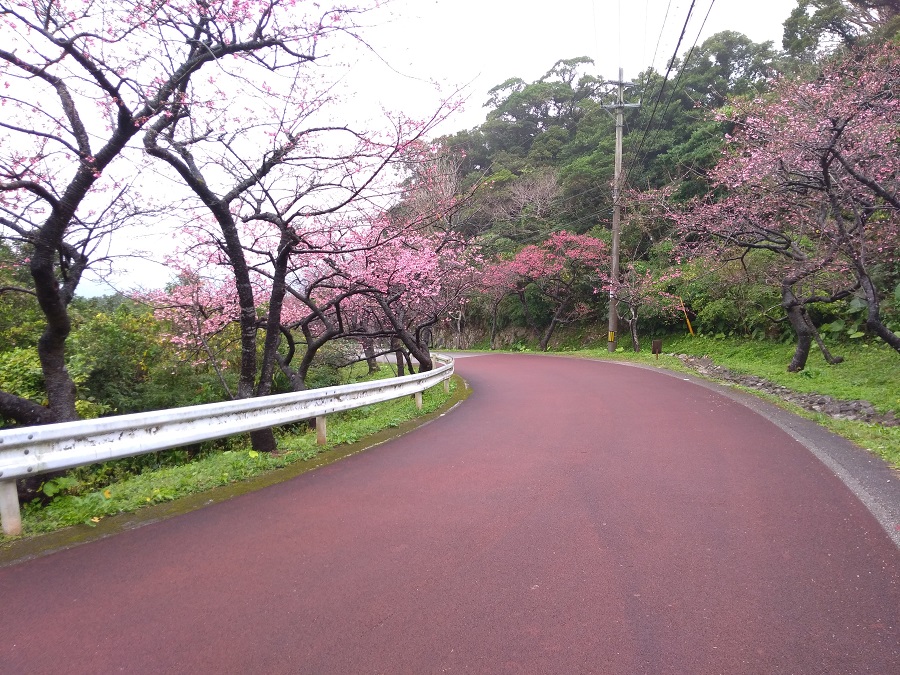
[1,353,898,673]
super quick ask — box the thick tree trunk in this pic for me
[377,298,433,373]
[539,299,570,352]
[25,125,135,424]
[866,314,900,352]
[783,286,814,372]
[362,338,379,374]
[858,269,900,353]
[276,355,307,392]
[388,337,405,376]
[539,319,556,352]
[35,323,78,423]
[144,141,265,446]
[256,237,291,398]
[30,203,91,423]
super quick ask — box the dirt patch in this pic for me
[675,354,899,427]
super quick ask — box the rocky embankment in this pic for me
[675,355,898,427]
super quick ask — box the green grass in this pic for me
[659,334,900,415]
[2,378,456,541]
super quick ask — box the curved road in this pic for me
[1,354,898,673]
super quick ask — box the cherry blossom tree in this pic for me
[143,216,479,397]
[0,0,369,425]
[478,261,523,350]
[137,252,246,399]
[675,44,900,370]
[135,136,477,451]
[341,228,481,372]
[610,265,683,352]
[482,231,608,351]
[144,95,467,449]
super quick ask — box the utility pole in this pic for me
[603,68,639,352]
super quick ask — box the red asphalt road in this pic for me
[1,354,898,674]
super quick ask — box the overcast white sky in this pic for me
[82,0,797,296]
[351,0,796,132]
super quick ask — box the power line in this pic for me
[623,0,716,191]
[475,1,718,243]
[617,0,698,188]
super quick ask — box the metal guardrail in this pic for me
[0,355,453,536]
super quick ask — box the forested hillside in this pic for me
[1,0,899,432]
[437,1,900,371]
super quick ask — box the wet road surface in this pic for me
[1,354,898,673]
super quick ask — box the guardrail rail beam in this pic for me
[0,355,453,537]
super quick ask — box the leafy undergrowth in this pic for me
[4,379,455,541]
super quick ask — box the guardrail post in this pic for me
[415,392,423,410]
[443,379,450,394]
[0,479,22,537]
[316,415,327,446]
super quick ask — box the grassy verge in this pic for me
[2,377,458,543]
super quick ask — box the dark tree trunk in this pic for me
[276,355,307,392]
[827,193,900,353]
[34,314,78,423]
[0,391,60,426]
[144,134,267,447]
[377,298,433,373]
[783,286,814,372]
[22,115,138,424]
[539,299,570,352]
[858,267,900,353]
[538,320,556,352]
[21,168,102,424]
[405,326,433,373]
[246,233,298,453]
[256,233,292,398]
[362,338,379,374]
[388,336,405,376]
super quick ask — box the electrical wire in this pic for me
[623,0,715,191]
[477,1,720,242]
[618,0,724,202]
[617,0,698,192]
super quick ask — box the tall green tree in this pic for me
[783,0,900,59]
